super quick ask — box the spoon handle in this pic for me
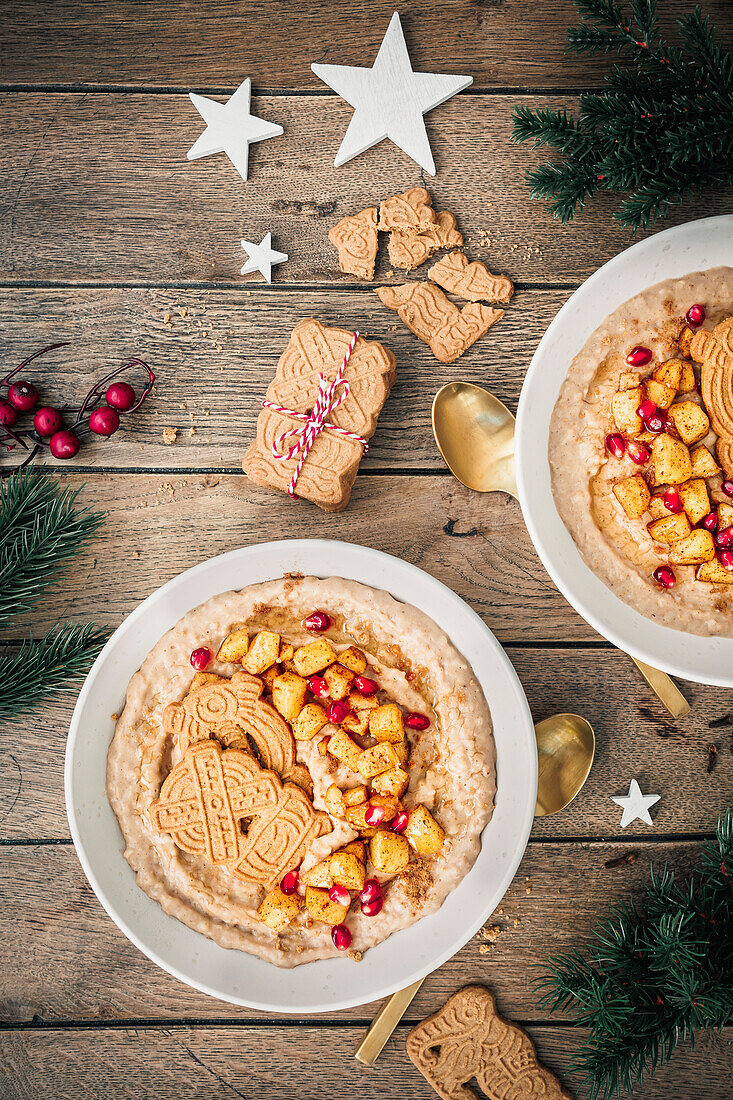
[354,978,424,1065]
[627,655,690,718]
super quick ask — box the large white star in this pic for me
[187,78,283,181]
[311,12,472,175]
[611,779,661,828]
[240,232,288,283]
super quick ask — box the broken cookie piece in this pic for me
[378,187,436,232]
[388,211,463,272]
[328,207,378,280]
[428,251,514,304]
[376,282,503,364]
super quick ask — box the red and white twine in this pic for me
[262,330,367,499]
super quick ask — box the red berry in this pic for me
[389,811,409,834]
[644,414,665,434]
[0,398,19,427]
[49,429,80,459]
[303,611,331,633]
[331,923,352,950]
[327,699,350,725]
[281,870,299,896]
[719,550,733,570]
[307,674,329,698]
[33,406,62,437]
[653,566,676,589]
[364,803,386,827]
[359,879,382,905]
[605,433,626,459]
[721,481,733,499]
[663,489,683,514]
[105,381,136,411]
[637,398,657,420]
[89,406,120,436]
[405,712,430,731]
[361,896,383,917]
[190,646,212,670]
[8,380,38,412]
[352,675,379,696]
[626,345,652,367]
[700,512,718,533]
[329,884,350,907]
[686,304,706,327]
[716,526,733,549]
[627,440,650,466]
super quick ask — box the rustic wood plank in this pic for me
[0,286,563,472]
[2,1,731,91]
[2,94,731,286]
[0,841,707,1024]
[2,635,729,841]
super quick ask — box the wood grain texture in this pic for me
[0,286,562,471]
[2,0,731,91]
[0,841,707,1024]
[2,94,731,286]
[1,637,728,841]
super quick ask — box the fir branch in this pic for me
[0,623,109,721]
[0,467,104,622]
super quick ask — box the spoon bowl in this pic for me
[432,382,518,498]
[533,713,596,816]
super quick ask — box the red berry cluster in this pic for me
[0,343,154,472]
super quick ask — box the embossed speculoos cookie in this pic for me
[376,282,504,364]
[691,315,733,475]
[378,186,437,232]
[243,319,396,511]
[328,207,378,280]
[407,986,572,1100]
[388,211,464,272]
[150,740,331,890]
[428,250,514,304]
[164,670,312,795]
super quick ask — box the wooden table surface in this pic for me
[1,3,732,1096]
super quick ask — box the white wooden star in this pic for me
[311,12,472,175]
[611,779,661,828]
[187,78,283,181]
[240,232,288,283]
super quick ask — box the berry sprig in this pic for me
[0,343,154,473]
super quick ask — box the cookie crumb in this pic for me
[479,943,493,955]
[162,427,178,445]
[347,949,363,962]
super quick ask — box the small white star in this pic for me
[611,779,661,828]
[311,12,472,175]
[240,232,288,283]
[187,78,283,181]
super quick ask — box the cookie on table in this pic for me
[388,211,463,273]
[329,207,378,280]
[376,282,503,364]
[377,186,437,232]
[428,250,514,304]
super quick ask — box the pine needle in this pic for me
[0,623,109,720]
[0,467,105,621]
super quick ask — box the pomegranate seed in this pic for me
[327,699,350,725]
[361,896,383,917]
[653,566,676,589]
[721,481,733,499]
[405,712,430,730]
[627,440,650,466]
[281,870,299,896]
[190,646,212,670]
[329,883,351,907]
[390,811,409,834]
[352,674,379,696]
[0,398,19,427]
[637,399,657,420]
[105,380,136,411]
[359,879,382,905]
[700,512,718,533]
[88,406,120,436]
[663,489,683,514]
[303,611,331,633]
[686,303,706,327]
[331,923,352,950]
[626,345,652,367]
[605,433,626,458]
[8,380,38,412]
[716,526,733,548]
[33,406,63,437]
[49,429,80,459]
[307,674,329,698]
[644,414,665,434]
[364,804,386,827]
[719,550,733,570]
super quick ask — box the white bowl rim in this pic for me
[515,215,733,687]
[65,538,537,1013]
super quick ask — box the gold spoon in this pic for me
[355,711,596,1065]
[431,381,689,720]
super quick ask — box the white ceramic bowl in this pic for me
[65,539,536,1013]
[516,215,733,686]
